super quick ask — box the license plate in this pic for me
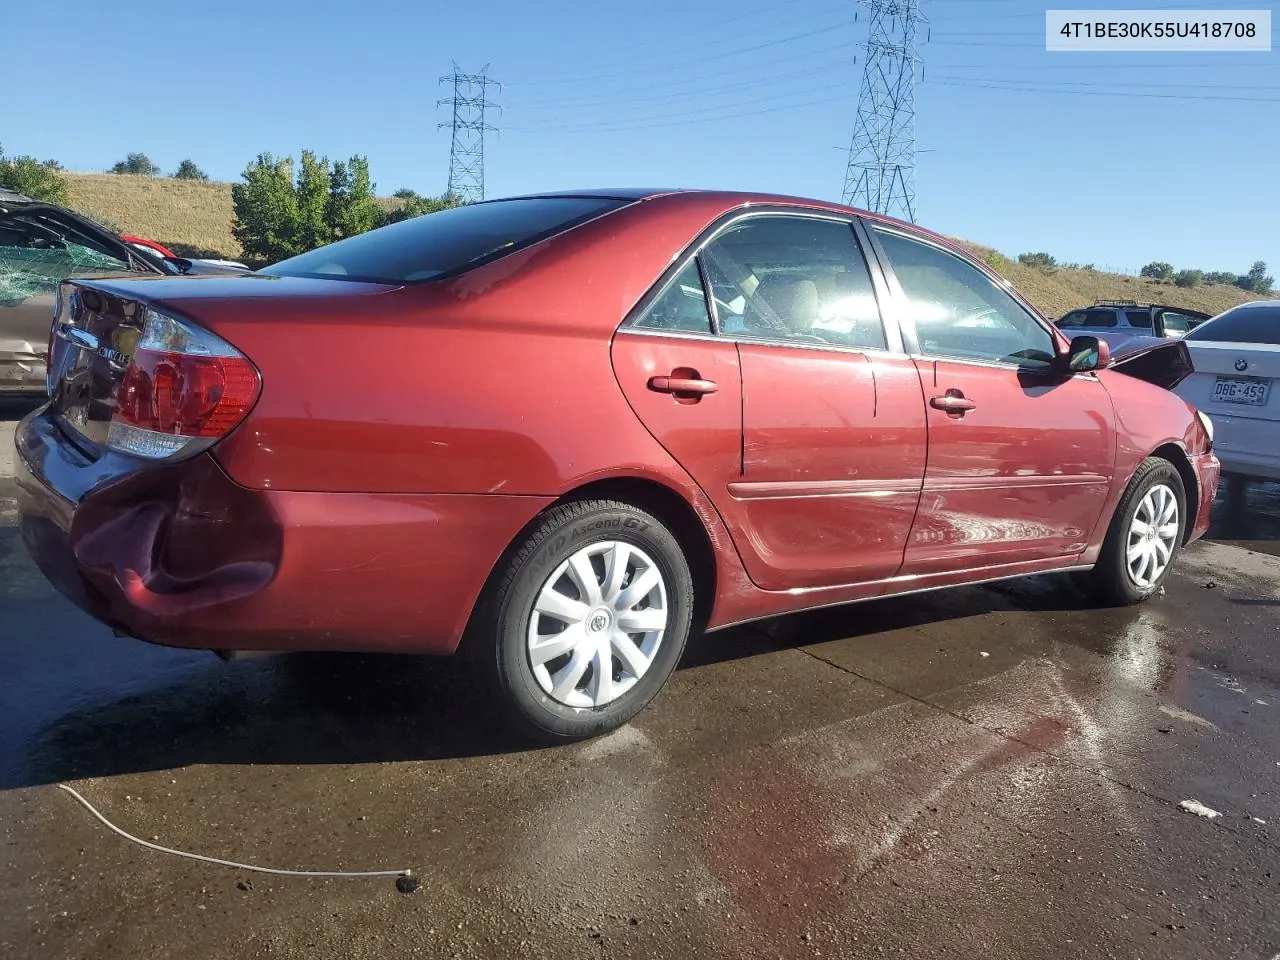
[1212,376,1270,405]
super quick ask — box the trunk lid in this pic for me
[45,274,401,455]
[1178,341,1280,422]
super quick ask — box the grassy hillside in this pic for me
[63,172,1270,319]
[952,241,1263,320]
[66,173,237,260]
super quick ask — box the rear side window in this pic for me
[260,197,630,283]
[1057,309,1116,328]
[1185,303,1280,345]
[698,215,887,350]
[632,260,713,334]
[1125,310,1153,328]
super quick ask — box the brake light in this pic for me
[107,308,260,460]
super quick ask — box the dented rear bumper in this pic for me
[14,404,552,655]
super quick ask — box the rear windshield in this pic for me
[260,197,631,284]
[1185,303,1280,345]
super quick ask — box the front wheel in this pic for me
[1077,457,1187,606]
[466,499,694,742]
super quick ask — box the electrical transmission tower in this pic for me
[842,0,926,222]
[438,64,501,203]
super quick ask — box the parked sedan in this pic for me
[0,189,244,396]
[14,189,1219,740]
[1174,299,1280,482]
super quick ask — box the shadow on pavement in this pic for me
[1206,476,1280,557]
[7,574,1101,791]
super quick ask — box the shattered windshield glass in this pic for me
[0,237,130,304]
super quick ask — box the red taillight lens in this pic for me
[116,351,258,437]
[107,308,260,460]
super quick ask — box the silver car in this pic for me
[0,188,244,395]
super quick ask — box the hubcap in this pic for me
[1126,483,1179,589]
[527,540,669,708]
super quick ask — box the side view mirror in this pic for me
[1065,335,1110,373]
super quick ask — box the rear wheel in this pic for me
[1077,457,1187,606]
[467,499,694,742]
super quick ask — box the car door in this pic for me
[610,257,745,539]
[697,213,926,590]
[864,223,1116,575]
[612,212,928,592]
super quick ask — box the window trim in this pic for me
[617,206,905,356]
[861,221,1067,371]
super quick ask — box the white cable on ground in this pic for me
[57,783,413,879]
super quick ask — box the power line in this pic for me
[501,20,856,88]
[505,79,856,132]
[505,59,852,114]
[505,91,860,136]
[935,77,1280,102]
[503,40,857,106]
[438,64,501,203]
[843,0,926,222]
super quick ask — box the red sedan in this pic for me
[15,189,1219,740]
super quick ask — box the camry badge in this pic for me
[1235,359,1249,372]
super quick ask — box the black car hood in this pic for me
[1106,335,1194,390]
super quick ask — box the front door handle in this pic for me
[648,375,718,396]
[930,392,977,415]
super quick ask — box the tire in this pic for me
[466,499,695,742]
[1078,457,1187,606]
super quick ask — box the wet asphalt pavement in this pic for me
[1,398,1277,960]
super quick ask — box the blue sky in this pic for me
[6,0,1278,274]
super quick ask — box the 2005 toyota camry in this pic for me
[14,189,1220,740]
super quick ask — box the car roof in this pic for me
[492,187,967,260]
[0,187,37,205]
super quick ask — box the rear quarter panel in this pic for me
[203,197,739,498]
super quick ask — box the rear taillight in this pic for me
[107,308,260,460]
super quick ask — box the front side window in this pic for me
[631,260,713,333]
[260,197,630,284]
[698,215,887,350]
[871,227,1057,370]
[1159,311,1193,336]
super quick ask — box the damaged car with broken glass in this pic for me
[14,188,1220,742]
[0,188,242,395]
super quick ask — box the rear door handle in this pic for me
[648,375,718,396]
[930,393,976,414]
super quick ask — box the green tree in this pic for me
[173,159,209,180]
[1174,269,1204,288]
[1140,262,1174,280]
[231,153,302,264]
[1017,252,1056,268]
[293,150,331,252]
[379,189,463,226]
[0,143,69,203]
[110,152,161,176]
[1204,271,1236,285]
[1236,261,1274,294]
[326,156,381,240]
